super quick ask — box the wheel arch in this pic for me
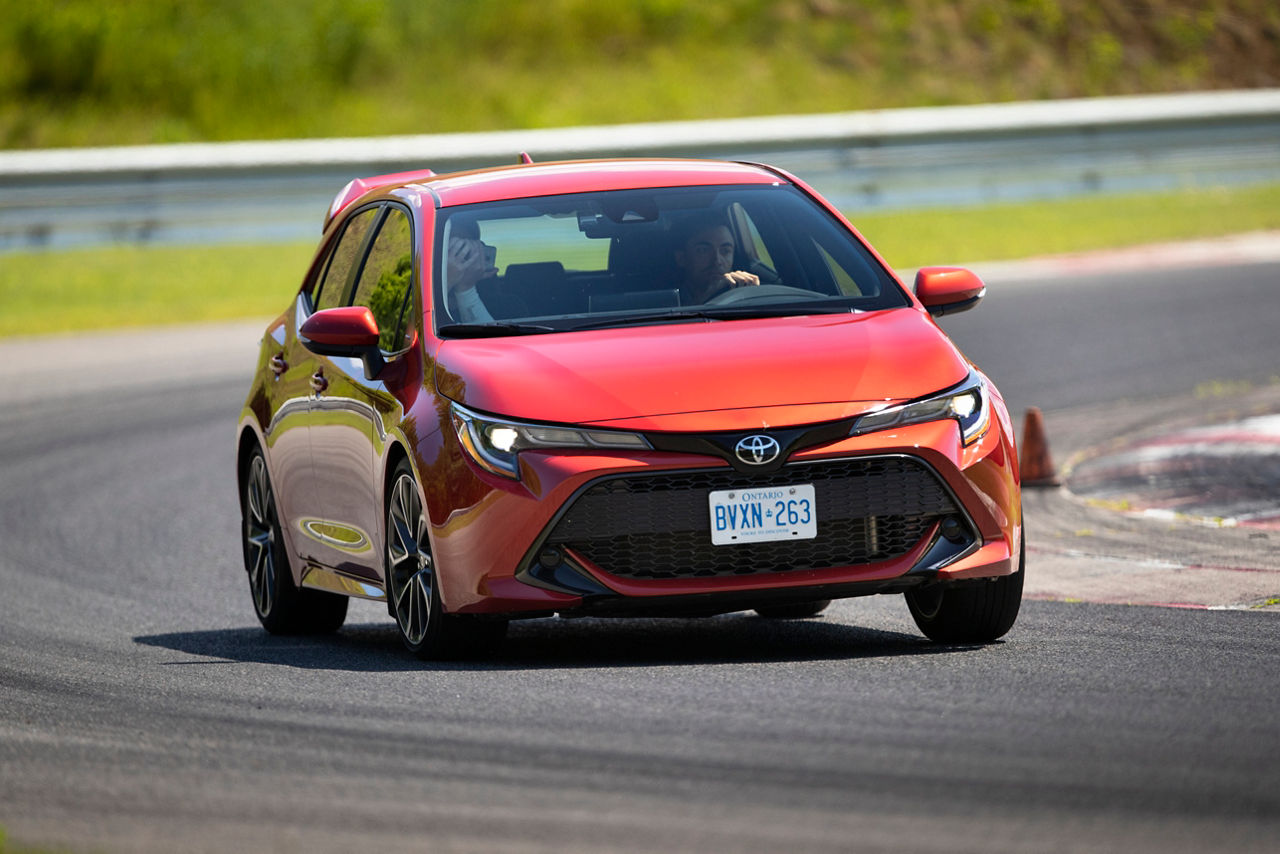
[235,424,265,512]
[381,439,413,506]
[379,437,462,613]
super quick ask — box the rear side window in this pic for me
[350,207,416,352]
[313,207,378,311]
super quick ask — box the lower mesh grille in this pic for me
[542,457,959,580]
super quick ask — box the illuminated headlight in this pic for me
[451,402,652,479]
[852,372,990,446]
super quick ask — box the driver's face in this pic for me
[679,226,735,286]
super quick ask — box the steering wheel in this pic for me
[705,283,823,306]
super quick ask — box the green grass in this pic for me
[0,242,316,337]
[2,1,1276,149]
[2,182,1277,338]
[0,827,70,854]
[856,181,1280,269]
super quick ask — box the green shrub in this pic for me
[1,1,1276,148]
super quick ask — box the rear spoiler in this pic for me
[323,167,437,232]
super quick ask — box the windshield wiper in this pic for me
[694,305,857,319]
[569,305,856,331]
[570,310,721,331]
[436,322,558,338]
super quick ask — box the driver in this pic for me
[672,213,760,304]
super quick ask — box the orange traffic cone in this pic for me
[1020,407,1061,487]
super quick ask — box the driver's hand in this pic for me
[718,270,760,289]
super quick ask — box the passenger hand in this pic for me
[447,238,486,292]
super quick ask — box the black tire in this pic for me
[905,535,1024,644]
[384,459,507,659]
[754,599,831,619]
[241,448,348,634]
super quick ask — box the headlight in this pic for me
[451,402,652,479]
[852,372,990,446]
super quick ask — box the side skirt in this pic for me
[300,564,387,601]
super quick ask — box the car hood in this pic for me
[433,308,970,431]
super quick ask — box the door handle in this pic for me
[310,371,329,394]
[270,353,288,376]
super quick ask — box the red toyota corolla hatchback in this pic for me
[236,158,1023,658]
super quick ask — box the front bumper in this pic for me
[425,416,1020,616]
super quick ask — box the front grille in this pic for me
[542,457,959,580]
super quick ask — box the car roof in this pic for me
[325,159,791,229]
[420,159,788,208]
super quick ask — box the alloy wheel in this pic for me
[387,471,433,647]
[243,454,278,618]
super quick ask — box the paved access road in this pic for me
[0,260,1277,853]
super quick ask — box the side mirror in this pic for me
[299,306,386,379]
[914,267,986,316]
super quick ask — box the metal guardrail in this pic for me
[2,89,1278,251]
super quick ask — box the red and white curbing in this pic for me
[1066,413,1280,530]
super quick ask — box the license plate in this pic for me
[709,484,817,545]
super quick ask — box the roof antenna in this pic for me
[518,152,534,165]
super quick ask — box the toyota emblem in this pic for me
[735,434,781,465]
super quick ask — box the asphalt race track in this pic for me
[1,260,1278,853]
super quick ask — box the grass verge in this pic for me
[2,182,1277,338]
[0,242,316,337]
[0,827,67,854]
[855,182,1280,270]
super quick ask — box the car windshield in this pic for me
[433,184,908,336]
